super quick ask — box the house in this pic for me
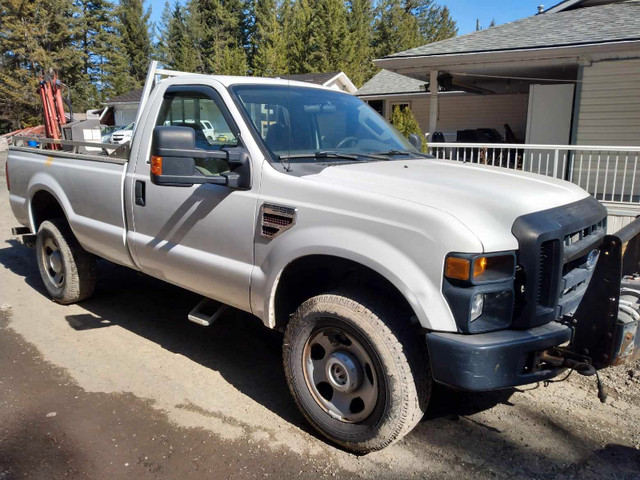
[357,69,529,143]
[363,0,640,227]
[103,71,356,127]
[366,0,640,147]
[103,89,143,127]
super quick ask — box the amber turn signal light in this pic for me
[151,155,163,176]
[445,257,470,281]
[473,257,488,277]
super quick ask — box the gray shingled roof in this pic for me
[276,72,340,85]
[356,70,426,96]
[386,1,640,58]
[105,88,143,104]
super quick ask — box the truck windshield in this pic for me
[231,85,420,163]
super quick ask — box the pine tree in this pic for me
[251,0,288,75]
[0,0,84,127]
[346,0,375,87]
[390,105,426,151]
[75,0,134,104]
[373,0,456,58]
[285,0,314,73]
[308,0,351,73]
[373,0,422,58]
[117,0,153,84]
[192,0,248,75]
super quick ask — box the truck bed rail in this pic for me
[8,136,129,165]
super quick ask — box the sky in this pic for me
[146,0,556,37]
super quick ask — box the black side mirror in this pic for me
[408,133,422,151]
[150,126,250,189]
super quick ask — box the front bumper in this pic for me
[427,214,640,392]
[426,322,572,391]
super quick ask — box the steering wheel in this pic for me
[335,136,358,149]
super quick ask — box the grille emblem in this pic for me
[586,249,599,271]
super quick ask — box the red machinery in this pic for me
[37,72,69,150]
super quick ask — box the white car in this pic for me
[199,120,216,142]
[110,122,134,144]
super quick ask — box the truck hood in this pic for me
[305,159,590,252]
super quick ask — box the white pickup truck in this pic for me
[6,63,640,453]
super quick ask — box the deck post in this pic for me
[429,70,439,141]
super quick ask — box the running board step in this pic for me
[187,298,228,326]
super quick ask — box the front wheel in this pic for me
[36,219,97,304]
[283,292,431,453]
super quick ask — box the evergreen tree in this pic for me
[285,0,314,73]
[251,0,288,75]
[0,0,84,127]
[373,0,422,58]
[157,1,200,71]
[346,0,375,87]
[307,0,350,73]
[117,0,153,83]
[373,0,456,58]
[75,0,134,104]
[390,105,426,151]
[192,0,248,75]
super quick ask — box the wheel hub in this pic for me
[326,351,361,393]
[302,327,379,423]
[49,251,62,273]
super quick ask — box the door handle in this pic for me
[135,180,146,207]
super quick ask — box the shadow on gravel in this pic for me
[0,239,49,298]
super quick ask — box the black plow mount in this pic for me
[557,216,640,370]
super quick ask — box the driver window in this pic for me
[156,93,238,175]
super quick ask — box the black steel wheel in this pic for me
[36,219,96,304]
[283,291,431,453]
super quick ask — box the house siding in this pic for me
[365,93,529,141]
[576,58,640,146]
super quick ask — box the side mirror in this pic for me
[150,126,250,189]
[408,133,422,151]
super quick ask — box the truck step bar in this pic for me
[187,298,228,327]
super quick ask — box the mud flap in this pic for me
[568,216,640,369]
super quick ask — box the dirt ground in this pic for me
[0,151,639,479]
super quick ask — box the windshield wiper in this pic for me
[278,151,387,161]
[374,149,431,158]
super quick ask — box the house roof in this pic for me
[105,88,143,104]
[357,70,427,96]
[275,72,341,85]
[382,1,640,59]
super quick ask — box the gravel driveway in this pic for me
[0,151,638,479]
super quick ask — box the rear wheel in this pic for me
[283,291,431,453]
[36,219,96,304]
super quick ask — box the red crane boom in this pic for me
[37,72,68,150]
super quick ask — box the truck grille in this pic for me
[511,197,608,328]
[556,219,606,317]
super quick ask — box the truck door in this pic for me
[128,85,257,312]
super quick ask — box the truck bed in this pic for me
[7,139,135,268]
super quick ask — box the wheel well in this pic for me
[274,255,416,330]
[31,190,67,231]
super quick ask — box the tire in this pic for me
[35,218,97,304]
[283,291,431,453]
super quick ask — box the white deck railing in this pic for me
[427,142,640,205]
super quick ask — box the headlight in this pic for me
[445,253,516,284]
[443,251,516,333]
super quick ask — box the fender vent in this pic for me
[260,203,296,239]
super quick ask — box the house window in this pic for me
[390,102,410,114]
[367,99,384,117]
